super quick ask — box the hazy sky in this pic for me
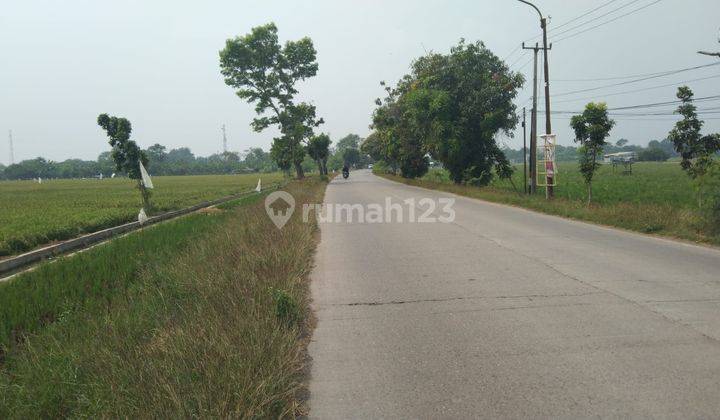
[1,0,719,164]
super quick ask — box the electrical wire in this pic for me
[552,61,720,82]
[552,0,664,44]
[548,74,720,104]
[552,62,720,97]
[549,0,645,40]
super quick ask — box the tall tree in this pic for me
[306,133,331,175]
[668,86,720,207]
[219,22,323,178]
[371,80,428,178]
[570,102,615,205]
[373,40,522,183]
[97,114,151,210]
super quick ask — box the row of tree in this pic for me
[0,148,269,180]
[0,132,371,180]
[361,40,523,186]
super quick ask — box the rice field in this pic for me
[423,161,696,207]
[0,173,284,256]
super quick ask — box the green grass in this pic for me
[0,173,284,256]
[0,177,326,417]
[423,161,695,207]
[380,162,719,245]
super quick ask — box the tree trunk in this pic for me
[587,182,593,206]
[294,161,305,179]
[322,159,328,175]
[316,160,323,175]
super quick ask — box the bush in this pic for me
[638,147,669,162]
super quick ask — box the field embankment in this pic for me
[0,173,284,256]
[377,162,720,246]
[0,176,326,417]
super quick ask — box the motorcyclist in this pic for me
[342,164,349,178]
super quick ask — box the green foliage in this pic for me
[667,86,720,214]
[335,134,361,153]
[243,147,278,173]
[668,86,720,180]
[306,133,331,175]
[570,102,615,203]
[638,147,670,162]
[219,23,323,178]
[96,114,147,181]
[97,114,152,210]
[342,147,361,167]
[271,288,300,327]
[371,39,522,183]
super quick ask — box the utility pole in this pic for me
[8,130,14,165]
[221,124,228,154]
[522,42,544,194]
[541,15,554,199]
[522,107,527,194]
[518,0,554,198]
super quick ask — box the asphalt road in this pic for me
[308,169,720,418]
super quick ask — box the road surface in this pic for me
[308,170,720,418]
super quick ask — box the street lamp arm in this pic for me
[517,0,543,20]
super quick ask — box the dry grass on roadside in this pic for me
[1,177,326,418]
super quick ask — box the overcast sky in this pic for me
[1,0,719,164]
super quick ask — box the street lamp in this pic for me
[517,0,554,198]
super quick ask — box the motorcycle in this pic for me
[342,169,349,179]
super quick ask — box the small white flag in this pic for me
[139,160,153,189]
[255,178,262,192]
[138,208,148,224]
[111,173,116,178]
[99,173,103,180]
[38,177,42,184]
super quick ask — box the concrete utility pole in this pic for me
[8,130,14,165]
[518,0,554,198]
[522,107,527,194]
[522,42,540,194]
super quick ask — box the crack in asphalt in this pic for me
[336,291,603,307]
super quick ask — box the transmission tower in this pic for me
[8,130,14,165]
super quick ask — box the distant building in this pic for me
[603,152,637,164]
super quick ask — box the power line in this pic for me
[515,55,534,72]
[552,61,720,97]
[609,95,720,110]
[552,61,720,82]
[522,0,628,42]
[553,0,663,44]
[539,94,720,114]
[550,0,625,32]
[507,53,528,70]
[501,44,523,62]
[548,73,720,104]
[549,0,644,40]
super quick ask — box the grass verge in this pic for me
[0,177,325,417]
[377,172,720,246]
